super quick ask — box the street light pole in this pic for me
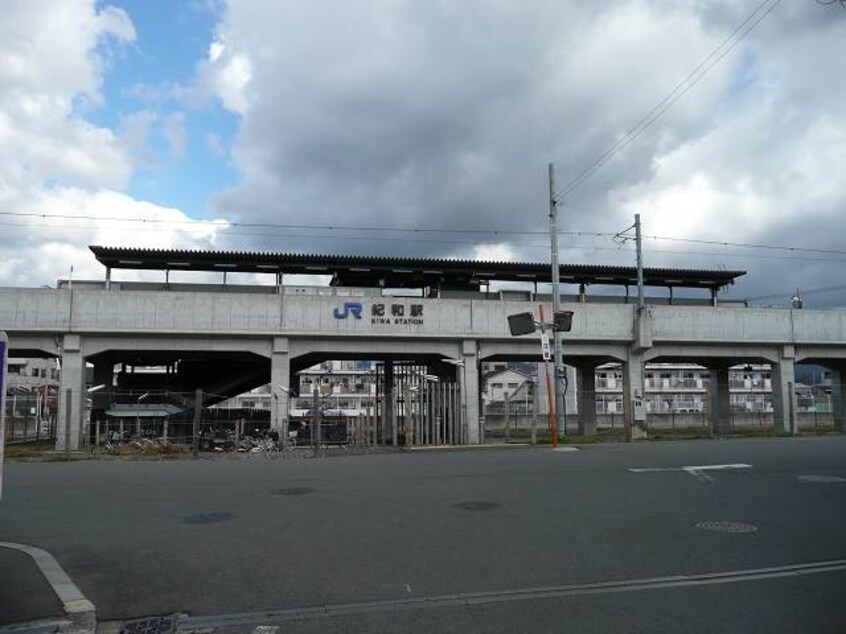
[549,163,565,439]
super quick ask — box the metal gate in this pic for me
[348,362,463,447]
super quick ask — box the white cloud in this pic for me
[195,37,252,114]
[0,0,225,287]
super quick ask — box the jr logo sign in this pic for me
[333,302,363,319]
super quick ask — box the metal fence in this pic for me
[481,384,841,442]
[4,392,57,444]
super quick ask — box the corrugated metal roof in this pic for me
[89,246,744,290]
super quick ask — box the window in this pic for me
[507,382,519,389]
[492,383,503,389]
[32,368,39,377]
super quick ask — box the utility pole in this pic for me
[548,163,565,438]
[635,213,644,310]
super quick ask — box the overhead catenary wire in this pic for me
[0,212,846,262]
[554,0,783,202]
[745,283,846,302]
[5,211,846,260]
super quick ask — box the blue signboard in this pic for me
[0,332,6,500]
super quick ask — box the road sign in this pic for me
[553,310,574,332]
[540,333,552,361]
[507,312,537,336]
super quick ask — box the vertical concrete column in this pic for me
[575,363,597,436]
[270,337,290,435]
[57,334,85,451]
[622,352,646,439]
[772,347,797,434]
[462,340,481,444]
[383,360,394,444]
[708,365,732,435]
[828,367,845,432]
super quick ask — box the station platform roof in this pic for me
[89,246,744,292]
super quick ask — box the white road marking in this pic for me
[253,626,279,634]
[628,463,752,482]
[0,541,95,616]
[178,558,846,629]
[686,469,714,483]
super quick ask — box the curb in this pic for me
[408,443,532,452]
[0,542,95,633]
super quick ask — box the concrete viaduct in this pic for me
[4,270,846,450]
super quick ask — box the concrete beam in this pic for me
[289,338,458,361]
[479,341,628,362]
[82,336,273,359]
[644,345,779,364]
[5,334,60,358]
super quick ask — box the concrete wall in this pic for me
[5,289,846,349]
[4,286,846,448]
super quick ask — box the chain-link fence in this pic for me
[4,391,57,444]
[481,383,843,442]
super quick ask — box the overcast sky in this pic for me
[1,0,844,306]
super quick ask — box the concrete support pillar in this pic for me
[462,341,481,444]
[384,361,394,444]
[829,368,845,432]
[772,347,797,434]
[575,363,597,436]
[622,352,646,440]
[708,365,732,435]
[270,337,290,435]
[57,334,85,451]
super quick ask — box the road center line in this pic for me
[178,558,846,629]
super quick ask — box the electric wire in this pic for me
[554,0,782,201]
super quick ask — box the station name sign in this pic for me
[333,302,424,326]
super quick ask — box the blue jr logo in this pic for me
[333,302,363,319]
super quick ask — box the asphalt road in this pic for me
[1,436,845,632]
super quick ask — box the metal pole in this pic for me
[192,389,201,458]
[404,383,413,449]
[391,385,398,447]
[549,162,566,439]
[539,304,557,447]
[635,213,644,310]
[312,387,321,457]
[504,393,511,444]
[531,379,538,445]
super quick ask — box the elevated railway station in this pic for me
[2,246,845,450]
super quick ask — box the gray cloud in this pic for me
[200,1,845,305]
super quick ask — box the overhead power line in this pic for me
[0,211,553,237]
[5,211,846,259]
[745,283,846,302]
[554,0,783,201]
